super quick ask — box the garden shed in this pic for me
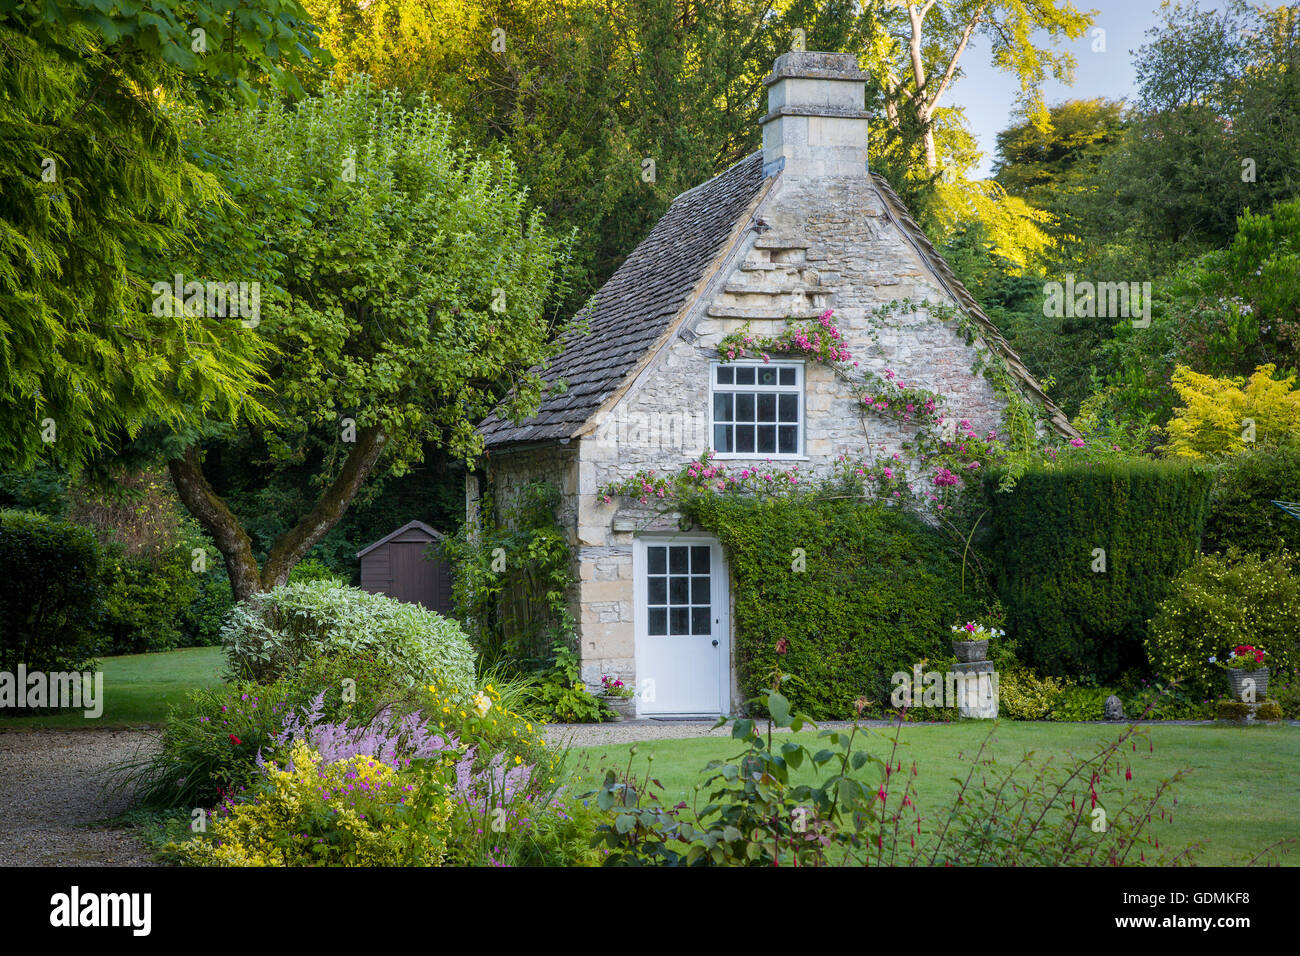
[356,520,454,615]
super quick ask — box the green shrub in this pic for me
[98,540,199,654]
[179,554,235,647]
[689,497,985,719]
[0,508,102,673]
[528,643,608,723]
[1049,685,1113,721]
[1271,666,1300,718]
[1203,446,1300,555]
[998,668,1068,720]
[287,557,346,585]
[220,581,476,692]
[984,460,1212,682]
[1145,549,1300,701]
[1215,699,1283,722]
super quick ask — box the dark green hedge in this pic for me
[690,497,983,719]
[0,508,102,673]
[1204,446,1300,555]
[983,461,1212,682]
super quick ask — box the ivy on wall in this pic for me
[687,495,989,719]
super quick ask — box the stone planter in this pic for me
[1226,668,1269,702]
[951,639,989,663]
[600,695,637,721]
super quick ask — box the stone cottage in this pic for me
[473,51,1074,717]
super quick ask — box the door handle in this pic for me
[712,640,719,647]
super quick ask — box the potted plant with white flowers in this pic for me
[950,620,1003,663]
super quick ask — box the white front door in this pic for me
[635,536,728,716]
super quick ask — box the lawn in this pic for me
[0,646,226,730]
[568,721,1300,866]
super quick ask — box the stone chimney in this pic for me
[760,51,870,180]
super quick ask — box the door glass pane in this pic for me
[669,547,688,574]
[690,546,710,572]
[669,607,689,635]
[691,576,709,602]
[647,547,666,574]
[648,608,667,635]
[691,607,711,635]
[669,577,689,604]
[648,577,667,604]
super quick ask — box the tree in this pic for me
[164,79,573,601]
[1162,365,1300,460]
[875,0,1092,173]
[0,0,321,470]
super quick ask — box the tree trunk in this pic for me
[168,425,389,603]
[167,446,263,603]
[260,425,389,589]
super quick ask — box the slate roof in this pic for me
[479,151,1076,448]
[479,151,767,447]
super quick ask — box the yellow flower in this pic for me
[472,692,492,718]
[514,755,523,765]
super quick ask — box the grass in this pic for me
[567,721,1300,866]
[0,646,226,730]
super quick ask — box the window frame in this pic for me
[708,359,806,460]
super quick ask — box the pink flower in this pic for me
[1070,438,1086,448]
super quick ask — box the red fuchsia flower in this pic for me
[229,734,242,745]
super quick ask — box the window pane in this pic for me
[735,366,755,385]
[779,425,798,454]
[736,394,755,421]
[779,367,796,386]
[691,546,710,572]
[778,394,798,422]
[713,393,733,422]
[648,608,667,635]
[691,607,711,635]
[669,547,688,574]
[669,577,689,604]
[757,393,776,422]
[714,423,733,452]
[670,607,689,635]
[647,547,666,574]
[691,575,710,602]
[716,366,734,385]
[758,366,778,387]
[648,577,667,605]
[757,425,776,453]
[736,425,755,453]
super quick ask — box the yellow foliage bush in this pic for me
[998,668,1070,720]
[176,742,453,866]
[1162,364,1300,459]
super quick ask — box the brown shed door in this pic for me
[387,542,452,614]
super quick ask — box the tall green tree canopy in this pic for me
[0,0,321,469]
[164,79,573,600]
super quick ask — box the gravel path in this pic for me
[0,730,160,867]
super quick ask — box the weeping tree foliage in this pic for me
[163,78,574,601]
[0,0,321,470]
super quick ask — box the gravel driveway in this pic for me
[0,729,159,867]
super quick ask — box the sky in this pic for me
[948,0,1194,178]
